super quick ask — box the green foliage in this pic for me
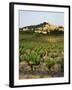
[19,31,64,72]
[28,51,40,64]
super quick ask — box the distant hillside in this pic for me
[19,22,64,34]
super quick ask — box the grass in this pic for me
[19,31,64,79]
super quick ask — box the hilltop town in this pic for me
[19,22,64,34]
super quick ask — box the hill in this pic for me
[19,22,64,34]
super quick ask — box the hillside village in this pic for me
[19,22,64,34]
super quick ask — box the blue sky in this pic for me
[19,10,64,28]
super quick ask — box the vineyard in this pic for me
[19,31,64,79]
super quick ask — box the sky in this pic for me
[19,10,64,28]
